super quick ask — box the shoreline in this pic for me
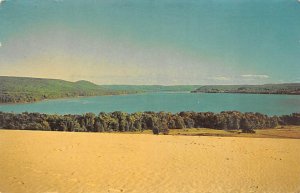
[0,92,139,106]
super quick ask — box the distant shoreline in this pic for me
[0,92,135,105]
[1,91,299,105]
[191,91,300,95]
[1,76,299,104]
[191,83,300,95]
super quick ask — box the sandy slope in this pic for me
[0,130,300,193]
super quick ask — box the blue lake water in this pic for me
[0,92,299,116]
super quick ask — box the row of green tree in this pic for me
[0,111,299,134]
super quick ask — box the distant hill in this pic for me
[192,84,300,95]
[101,85,201,92]
[0,76,133,104]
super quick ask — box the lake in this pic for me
[0,92,299,116]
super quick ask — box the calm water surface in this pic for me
[0,92,299,115]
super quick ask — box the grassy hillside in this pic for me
[192,84,300,95]
[0,76,133,103]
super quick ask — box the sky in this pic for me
[0,0,299,85]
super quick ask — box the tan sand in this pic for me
[0,130,300,193]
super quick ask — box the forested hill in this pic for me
[0,76,134,103]
[192,84,300,95]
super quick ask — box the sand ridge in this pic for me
[0,130,300,193]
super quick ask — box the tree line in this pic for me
[0,111,299,134]
[0,91,129,104]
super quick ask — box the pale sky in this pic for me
[0,0,299,85]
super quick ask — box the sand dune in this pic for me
[0,130,300,193]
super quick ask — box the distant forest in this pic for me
[192,84,300,95]
[1,111,299,134]
[0,76,137,104]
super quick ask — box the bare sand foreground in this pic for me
[0,130,300,193]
